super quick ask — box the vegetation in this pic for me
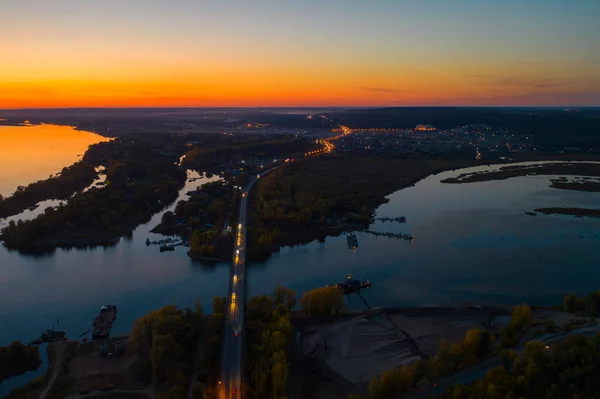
[350,304,533,399]
[432,334,600,399]
[182,136,319,174]
[535,207,600,218]
[442,162,600,184]
[497,304,533,349]
[0,136,188,251]
[248,154,476,259]
[0,162,99,218]
[245,287,296,399]
[563,291,600,316]
[349,328,494,399]
[549,179,600,193]
[0,341,41,382]
[2,375,48,399]
[300,286,344,317]
[152,180,238,260]
[129,299,225,399]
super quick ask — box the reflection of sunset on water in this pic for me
[0,124,110,197]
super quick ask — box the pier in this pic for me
[347,233,359,250]
[373,216,407,224]
[364,229,414,241]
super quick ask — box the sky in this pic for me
[1,0,599,108]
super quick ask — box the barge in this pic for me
[92,304,117,340]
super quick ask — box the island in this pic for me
[441,161,600,184]
[534,207,600,218]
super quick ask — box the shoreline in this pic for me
[534,207,600,218]
[441,160,600,185]
[250,153,600,261]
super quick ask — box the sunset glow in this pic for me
[1,0,599,108]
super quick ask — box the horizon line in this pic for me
[2,105,600,112]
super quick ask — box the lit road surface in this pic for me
[220,171,273,399]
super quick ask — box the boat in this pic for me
[159,243,175,252]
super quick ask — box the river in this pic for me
[1,125,599,395]
[0,124,110,197]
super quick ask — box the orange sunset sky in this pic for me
[1,0,599,108]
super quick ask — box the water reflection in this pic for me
[0,124,110,197]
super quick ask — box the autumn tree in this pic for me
[300,286,344,316]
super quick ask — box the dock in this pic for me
[92,304,117,341]
[30,330,67,345]
[347,233,359,250]
[374,216,407,224]
[364,229,414,241]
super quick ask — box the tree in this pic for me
[300,286,344,316]
[274,286,297,311]
[213,296,227,315]
[510,304,533,331]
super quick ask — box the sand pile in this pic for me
[300,317,421,383]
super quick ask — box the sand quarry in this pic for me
[298,307,509,384]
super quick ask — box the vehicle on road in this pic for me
[231,293,236,304]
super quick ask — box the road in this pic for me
[39,341,68,399]
[219,137,337,398]
[220,171,270,399]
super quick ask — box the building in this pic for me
[415,124,435,131]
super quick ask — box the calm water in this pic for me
[1,125,600,394]
[0,124,109,197]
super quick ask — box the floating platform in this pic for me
[333,274,371,294]
[92,304,117,341]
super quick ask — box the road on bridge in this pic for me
[219,131,344,398]
[220,170,273,399]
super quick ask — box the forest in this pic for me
[245,287,296,399]
[129,299,225,399]
[0,137,187,251]
[182,135,319,173]
[431,335,600,399]
[152,180,238,260]
[0,341,41,382]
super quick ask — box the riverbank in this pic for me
[289,304,589,399]
[247,152,600,261]
[441,160,600,184]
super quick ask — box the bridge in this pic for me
[219,128,350,398]
[219,174,255,398]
